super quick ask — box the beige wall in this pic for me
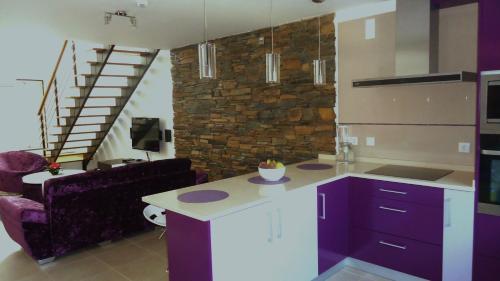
[338,4,477,167]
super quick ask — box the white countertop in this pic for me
[142,158,474,222]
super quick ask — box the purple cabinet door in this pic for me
[165,211,213,281]
[317,178,350,274]
[351,197,444,245]
[474,254,500,281]
[350,177,444,207]
[475,213,500,260]
[478,0,500,71]
[350,228,442,281]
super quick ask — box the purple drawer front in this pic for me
[351,197,443,245]
[476,213,500,260]
[350,228,442,281]
[351,177,444,208]
[474,255,500,281]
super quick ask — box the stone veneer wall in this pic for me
[171,15,336,180]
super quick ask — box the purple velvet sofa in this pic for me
[0,151,48,193]
[0,158,196,263]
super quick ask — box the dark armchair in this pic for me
[0,151,48,193]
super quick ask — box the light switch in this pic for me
[366,137,375,146]
[458,142,471,153]
[365,18,376,40]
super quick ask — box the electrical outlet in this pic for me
[366,137,375,146]
[348,136,358,146]
[458,142,471,153]
[365,18,376,40]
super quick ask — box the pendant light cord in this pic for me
[318,16,321,59]
[270,0,274,53]
[204,0,207,43]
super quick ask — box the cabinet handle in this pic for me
[379,188,407,195]
[379,240,407,250]
[267,212,273,243]
[481,149,500,156]
[444,198,451,227]
[319,193,326,220]
[379,206,407,213]
[277,209,282,239]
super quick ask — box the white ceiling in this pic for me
[0,0,387,49]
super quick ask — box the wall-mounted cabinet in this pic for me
[478,0,500,71]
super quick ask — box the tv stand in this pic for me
[97,158,147,170]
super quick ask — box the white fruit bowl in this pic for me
[258,167,286,181]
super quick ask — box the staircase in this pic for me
[38,40,159,168]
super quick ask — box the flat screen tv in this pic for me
[131,117,161,152]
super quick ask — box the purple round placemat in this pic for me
[177,190,229,203]
[296,163,334,170]
[248,176,291,185]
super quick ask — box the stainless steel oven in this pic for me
[479,134,500,216]
[481,71,500,134]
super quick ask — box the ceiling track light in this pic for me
[198,0,216,80]
[104,10,137,27]
[266,0,280,84]
[313,16,327,86]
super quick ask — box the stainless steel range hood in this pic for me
[352,0,477,88]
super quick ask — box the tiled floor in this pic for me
[325,266,392,281]
[1,220,389,281]
[0,222,169,281]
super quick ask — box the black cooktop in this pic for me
[366,165,454,181]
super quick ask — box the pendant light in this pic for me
[198,0,216,79]
[313,16,326,86]
[266,0,280,84]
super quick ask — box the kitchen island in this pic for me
[143,156,475,281]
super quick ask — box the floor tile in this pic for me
[0,251,45,281]
[93,243,152,267]
[125,228,164,244]
[326,269,362,281]
[114,254,168,281]
[79,268,130,281]
[43,256,109,281]
[134,235,167,257]
[17,272,54,281]
[325,266,394,281]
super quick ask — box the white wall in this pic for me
[0,83,44,152]
[0,23,64,153]
[89,50,175,167]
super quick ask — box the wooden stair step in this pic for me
[46,153,88,163]
[87,61,145,67]
[78,85,131,89]
[49,138,98,144]
[56,123,110,128]
[93,48,153,56]
[51,130,105,136]
[57,114,113,120]
[49,145,96,151]
[66,96,126,99]
[73,122,111,127]
[81,74,140,78]
[79,114,114,117]
[62,105,114,109]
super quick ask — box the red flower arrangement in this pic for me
[48,162,61,175]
